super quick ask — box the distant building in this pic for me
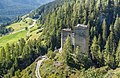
[61,24,89,53]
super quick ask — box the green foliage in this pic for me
[116,41,120,65]
[90,36,103,67]
[63,36,72,60]
[82,67,108,78]
[0,30,27,47]
[75,46,92,69]
[104,32,118,69]
[47,50,56,59]
[29,0,120,70]
[114,15,120,43]
[35,0,120,77]
[0,37,47,77]
[102,19,108,43]
[62,36,75,67]
[13,62,36,78]
[0,0,120,77]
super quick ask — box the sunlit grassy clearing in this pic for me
[0,30,27,47]
[7,18,33,32]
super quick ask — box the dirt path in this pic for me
[35,55,47,78]
[12,19,36,34]
[28,19,36,29]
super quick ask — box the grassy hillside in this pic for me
[0,16,44,77]
[0,16,43,48]
[7,18,33,31]
[0,30,27,47]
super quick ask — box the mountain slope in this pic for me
[0,0,54,24]
[0,0,120,77]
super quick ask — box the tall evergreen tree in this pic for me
[114,15,120,41]
[0,47,6,61]
[102,19,108,43]
[116,41,120,65]
[98,34,102,50]
[104,32,117,69]
[63,36,74,66]
[90,36,102,66]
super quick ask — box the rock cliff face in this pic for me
[61,24,89,52]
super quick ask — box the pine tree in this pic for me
[91,36,99,60]
[116,41,120,65]
[10,43,15,60]
[90,26,94,38]
[96,0,101,12]
[104,36,111,66]
[106,0,115,25]
[6,43,11,61]
[102,19,108,43]
[75,46,82,63]
[63,36,74,66]
[90,36,102,66]
[98,34,102,50]
[104,32,117,69]
[114,15,120,42]
[19,38,25,54]
[75,46,91,68]
[0,47,6,61]
[14,43,20,56]
[14,57,18,68]
[94,26,98,36]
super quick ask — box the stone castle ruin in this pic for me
[61,24,89,53]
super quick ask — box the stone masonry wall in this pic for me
[61,24,89,53]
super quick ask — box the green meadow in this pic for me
[0,30,27,47]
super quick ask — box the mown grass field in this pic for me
[0,30,27,47]
[7,21,28,31]
[7,18,33,32]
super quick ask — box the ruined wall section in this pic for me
[74,24,89,53]
[61,29,74,50]
[61,24,89,53]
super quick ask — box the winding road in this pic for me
[28,19,36,29]
[35,55,47,78]
[12,18,36,34]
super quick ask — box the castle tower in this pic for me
[61,24,89,53]
[74,24,89,53]
[61,28,72,50]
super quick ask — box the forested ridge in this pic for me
[30,0,120,68]
[0,0,120,77]
[0,0,54,24]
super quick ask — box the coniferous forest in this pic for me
[0,0,120,78]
